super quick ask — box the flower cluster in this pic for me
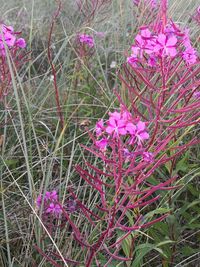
[78,34,94,47]
[127,22,198,66]
[0,23,26,57]
[36,190,62,217]
[95,108,151,163]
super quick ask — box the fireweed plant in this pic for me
[0,23,26,104]
[35,3,200,267]
[76,33,95,60]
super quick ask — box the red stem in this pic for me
[47,0,64,128]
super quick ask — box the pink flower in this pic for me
[36,195,42,207]
[182,47,197,65]
[106,112,127,137]
[154,34,177,57]
[193,91,200,99]
[2,25,14,34]
[79,34,94,47]
[95,138,108,150]
[4,32,16,46]
[128,121,149,145]
[133,0,140,5]
[95,119,104,136]
[16,38,26,48]
[131,28,156,58]
[0,23,26,58]
[44,190,58,201]
[131,45,140,58]
[143,152,154,162]
[46,203,62,215]
[127,55,138,66]
[148,56,157,66]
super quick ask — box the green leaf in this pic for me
[132,243,167,267]
[145,208,170,219]
[157,240,175,247]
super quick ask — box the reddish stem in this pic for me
[47,0,64,128]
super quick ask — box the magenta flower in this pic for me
[129,121,149,145]
[106,112,127,137]
[0,23,26,57]
[143,152,154,162]
[16,38,26,48]
[133,0,140,5]
[3,32,16,46]
[135,28,154,57]
[95,138,108,151]
[182,47,197,65]
[127,55,138,66]
[36,195,42,207]
[95,119,104,136]
[36,190,63,218]
[79,34,94,47]
[194,91,200,99]
[154,34,177,57]
[44,190,58,201]
[148,55,157,66]
[46,203,62,215]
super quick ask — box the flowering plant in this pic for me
[0,23,27,102]
[34,1,200,266]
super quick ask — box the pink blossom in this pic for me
[135,29,153,57]
[148,56,157,66]
[127,55,138,66]
[95,119,104,136]
[36,195,42,207]
[79,34,94,47]
[16,38,26,48]
[3,32,16,46]
[143,152,154,162]
[0,23,26,57]
[154,34,177,57]
[133,0,140,5]
[95,138,108,150]
[182,47,197,65]
[106,112,127,137]
[131,45,140,58]
[46,203,62,215]
[44,190,58,202]
[193,91,200,99]
[129,121,149,145]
